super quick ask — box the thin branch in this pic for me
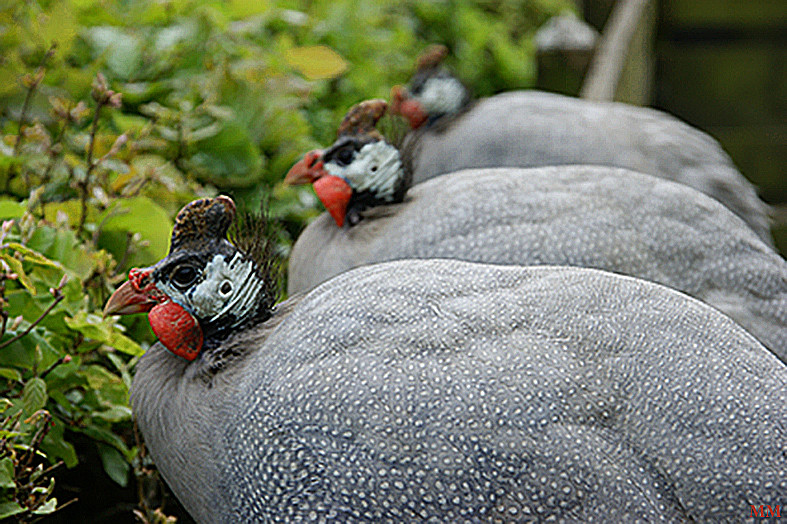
[133,418,153,518]
[39,354,71,379]
[28,497,78,524]
[0,293,63,350]
[25,497,77,524]
[115,232,134,269]
[0,275,8,340]
[40,122,67,183]
[20,411,53,468]
[13,43,57,157]
[78,102,104,235]
[85,102,102,170]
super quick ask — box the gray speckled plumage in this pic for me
[132,260,787,523]
[404,91,772,244]
[289,166,786,362]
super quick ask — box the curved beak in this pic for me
[104,280,157,316]
[313,175,352,227]
[284,150,325,185]
[104,268,158,317]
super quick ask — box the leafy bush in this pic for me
[0,0,572,520]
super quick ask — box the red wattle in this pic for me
[149,300,203,361]
[313,175,352,227]
[400,99,428,129]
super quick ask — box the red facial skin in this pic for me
[285,151,353,228]
[284,150,324,185]
[313,175,352,227]
[147,300,203,361]
[390,85,428,129]
[104,268,204,361]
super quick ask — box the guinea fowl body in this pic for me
[130,259,787,522]
[400,90,772,245]
[288,166,787,362]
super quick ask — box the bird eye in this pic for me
[171,265,198,289]
[336,147,354,166]
[219,281,232,296]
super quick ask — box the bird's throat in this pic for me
[149,300,204,361]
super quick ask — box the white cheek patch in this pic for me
[325,142,402,201]
[160,253,261,325]
[416,77,466,116]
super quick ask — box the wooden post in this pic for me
[581,0,657,105]
[535,14,599,96]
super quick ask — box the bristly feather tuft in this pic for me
[227,198,283,319]
[377,111,410,151]
[377,111,413,193]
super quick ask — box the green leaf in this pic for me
[41,200,100,228]
[25,227,96,280]
[97,443,129,487]
[1,253,35,295]
[224,0,272,19]
[4,243,63,270]
[93,405,132,423]
[107,331,144,356]
[32,497,58,515]
[0,502,24,519]
[83,365,119,390]
[84,26,143,79]
[112,112,151,133]
[285,45,349,80]
[0,331,60,372]
[77,425,127,457]
[64,312,111,343]
[41,422,77,468]
[98,197,172,267]
[0,368,21,381]
[0,200,24,220]
[0,457,15,490]
[37,0,78,53]
[22,378,47,416]
[189,120,264,188]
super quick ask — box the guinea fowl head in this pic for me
[103,196,279,361]
[285,99,409,228]
[390,44,470,129]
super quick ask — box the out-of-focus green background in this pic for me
[0,0,782,522]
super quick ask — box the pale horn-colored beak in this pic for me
[284,150,325,185]
[103,268,158,316]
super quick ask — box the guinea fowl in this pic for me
[106,196,787,522]
[389,45,773,245]
[285,100,787,362]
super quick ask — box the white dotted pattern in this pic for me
[133,261,787,522]
[404,91,770,244]
[289,166,787,362]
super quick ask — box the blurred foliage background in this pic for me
[0,0,574,521]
